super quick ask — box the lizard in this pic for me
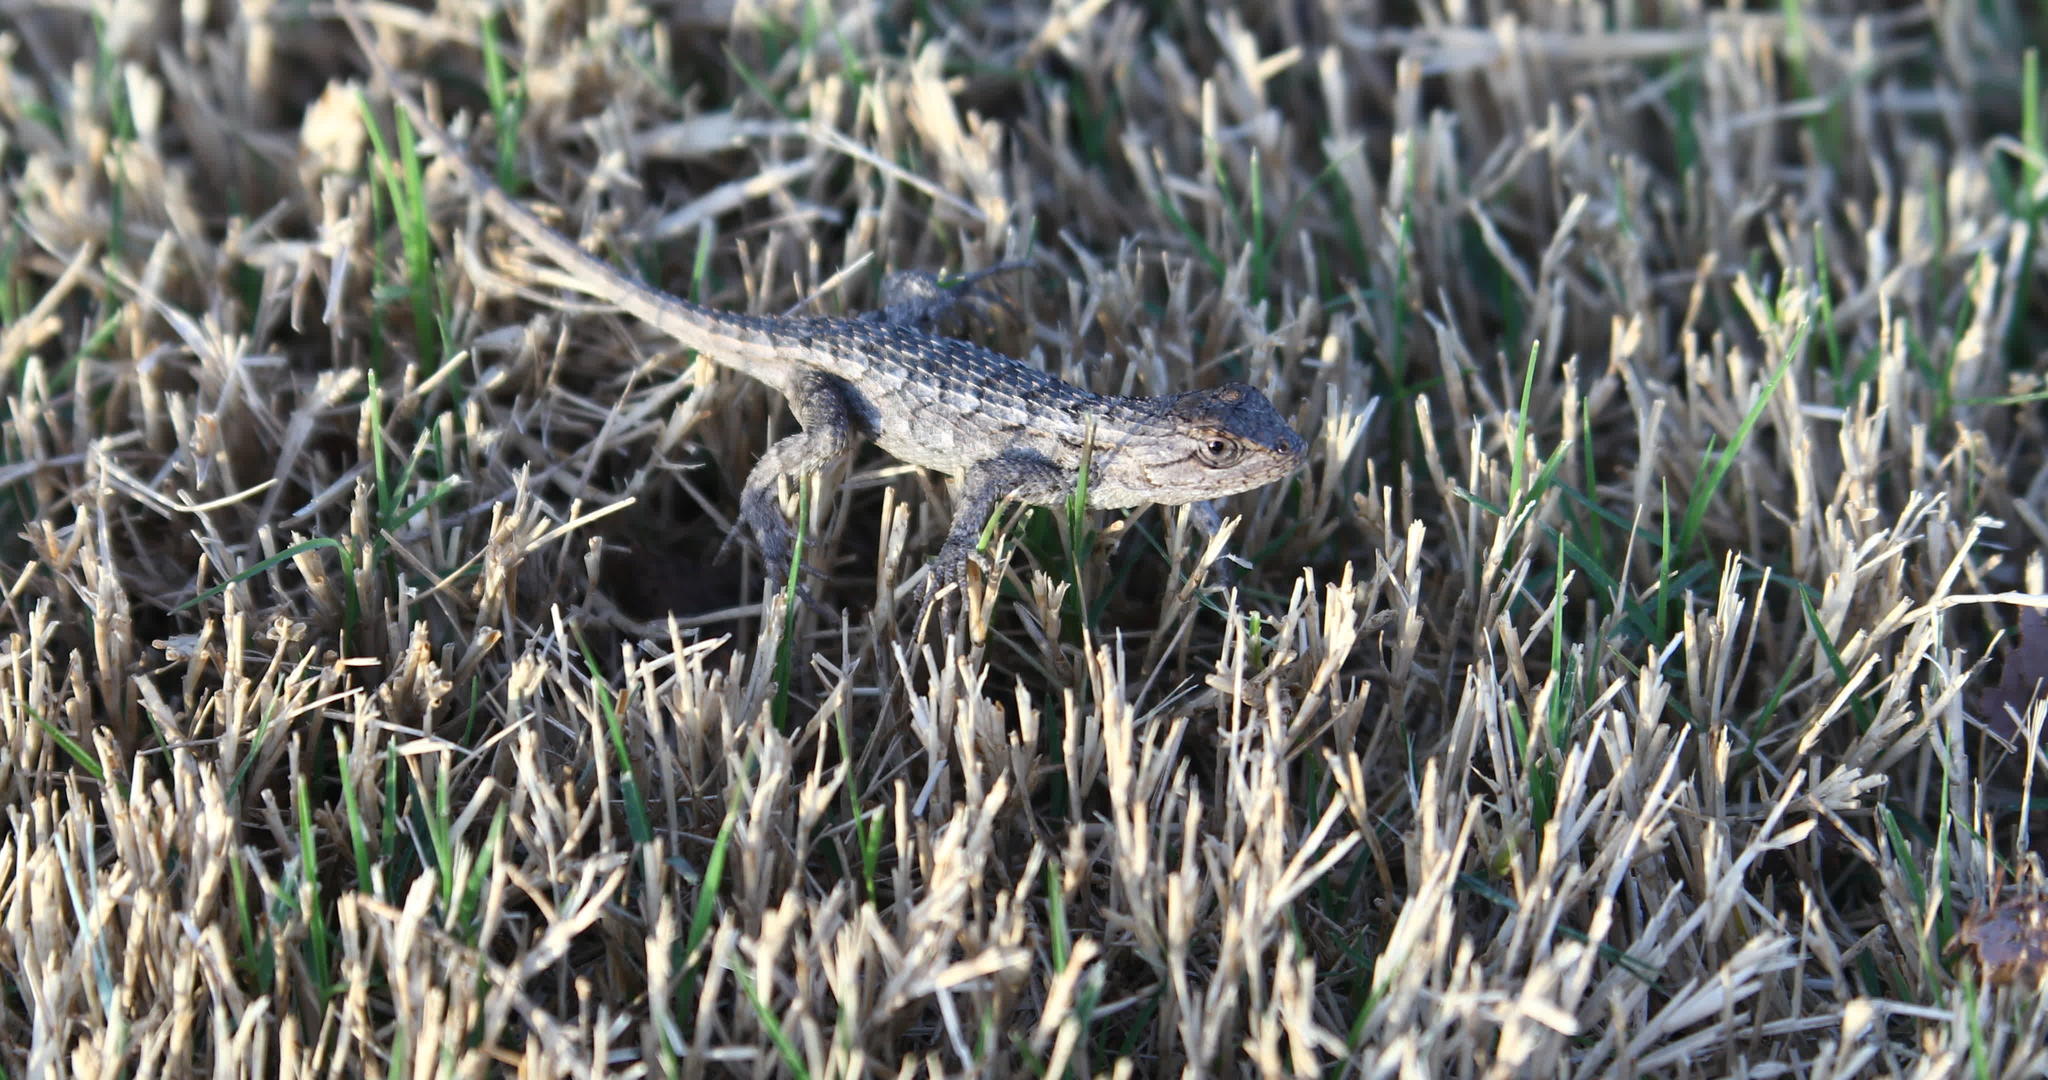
[337,4,1308,605]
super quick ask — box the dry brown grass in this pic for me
[3,0,2048,1075]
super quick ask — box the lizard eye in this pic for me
[1198,437,1244,468]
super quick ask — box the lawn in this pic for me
[2,0,2047,1076]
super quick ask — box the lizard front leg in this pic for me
[732,368,862,586]
[1188,498,1249,587]
[929,449,1071,596]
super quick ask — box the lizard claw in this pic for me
[919,539,984,617]
[712,519,751,567]
[716,517,828,603]
[1187,499,1251,589]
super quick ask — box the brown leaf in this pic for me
[1956,896,2048,986]
[1976,609,2048,741]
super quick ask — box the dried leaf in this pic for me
[1976,609,2048,741]
[1956,896,2048,986]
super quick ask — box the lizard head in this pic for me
[1108,382,1307,506]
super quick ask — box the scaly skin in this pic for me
[340,3,1307,598]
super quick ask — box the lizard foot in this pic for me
[715,515,829,612]
[1188,498,1250,589]
[919,537,989,617]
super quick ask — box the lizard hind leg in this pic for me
[721,369,863,592]
[865,262,1033,335]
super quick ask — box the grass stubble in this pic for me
[2,0,2048,1076]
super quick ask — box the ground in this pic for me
[2,0,2047,1076]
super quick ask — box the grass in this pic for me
[1,0,2047,1076]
